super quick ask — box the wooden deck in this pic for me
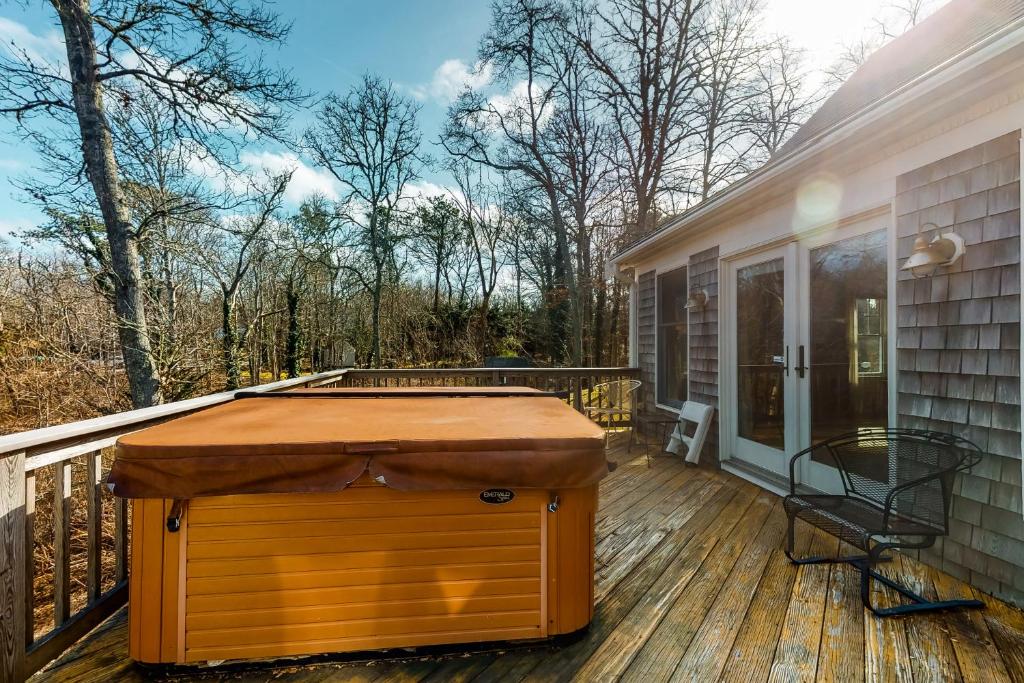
[33,434,1024,682]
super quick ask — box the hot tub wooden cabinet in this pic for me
[110,388,606,666]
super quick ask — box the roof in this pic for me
[778,0,1024,155]
[612,0,1024,265]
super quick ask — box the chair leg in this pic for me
[856,558,984,617]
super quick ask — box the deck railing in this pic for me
[0,369,349,682]
[337,367,640,416]
[0,366,638,681]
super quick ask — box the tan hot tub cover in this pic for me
[108,388,608,499]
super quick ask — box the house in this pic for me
[610,0,1024,606]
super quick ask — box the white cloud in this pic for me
[484,79,555,131]
[404,180,451,201]
[411,59,493,103]
[240,151,340,204]
[0,17,64,58]
[0,17,66,75]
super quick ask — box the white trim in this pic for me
[888,201,899,435]
[721,462,790,498]
[611,22,1024,268]
[1019,134,1024,520]
[628,278,638,367]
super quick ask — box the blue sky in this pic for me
[0,1,945,237]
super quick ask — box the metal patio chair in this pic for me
[583,379,641,431]
[784,427,984,617]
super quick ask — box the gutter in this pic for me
[609,17,1024,269]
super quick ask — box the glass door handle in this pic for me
[796,345,808,378]
[784,346,790,376]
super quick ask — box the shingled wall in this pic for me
[688,246,720,464]
[895,130,1023,605]
[637,270,656,411]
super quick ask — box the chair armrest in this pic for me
[881,470,947,532]
[787,444,816,495]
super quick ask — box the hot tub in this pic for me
[108,387,607,665]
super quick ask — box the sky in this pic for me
[0,0,947,238]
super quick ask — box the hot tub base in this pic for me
[129,479,597,665]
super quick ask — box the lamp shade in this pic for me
[684,290,708,310]
[900,231,965,278]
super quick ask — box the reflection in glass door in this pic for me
[737,258,786,449]
[803,229,890,486]
[730,246,795,476]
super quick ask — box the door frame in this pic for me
[719,204,896,491]
[720,241,800,480]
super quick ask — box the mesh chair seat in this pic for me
[784,494,944,551]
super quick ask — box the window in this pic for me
[657,267,688,407]
[854,298,886,376]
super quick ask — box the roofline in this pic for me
[610,16,1024,269]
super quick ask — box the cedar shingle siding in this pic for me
[637,270,656,410]
[895,130,1023,605]
[688,247,719,463]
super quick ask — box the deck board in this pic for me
[31,433,1024,682]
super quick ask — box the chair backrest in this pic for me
[805,428,981,531]
[589,379,642,411]
[670,400,714,464]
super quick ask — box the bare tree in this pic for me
[410,196,465,316]
[746,39,817,156]
[449,162,505,354]
[692,0,764,200]
[304,75,424,367]
[570,0,707,236]
[199,172,292,390]
[443,0,590,364]
[0,0,305,407]
[825,0,942,88]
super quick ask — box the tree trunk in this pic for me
[370,271,383,368]
[593,278,606,367]
[221,289,240,390]
[609,282,622,364]
[285,279,300,378]
[548,193,583,366]
[56,0,163,408]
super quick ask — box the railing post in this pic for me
[86,451,103,602]
[53,461,71,627]
[24,470,35,649]
[0,450,27,683]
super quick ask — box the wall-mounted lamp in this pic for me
[684,289,709,311]
[901,223,966,278]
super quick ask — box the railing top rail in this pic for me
[0,369,349,461]
[343,367,640,374]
